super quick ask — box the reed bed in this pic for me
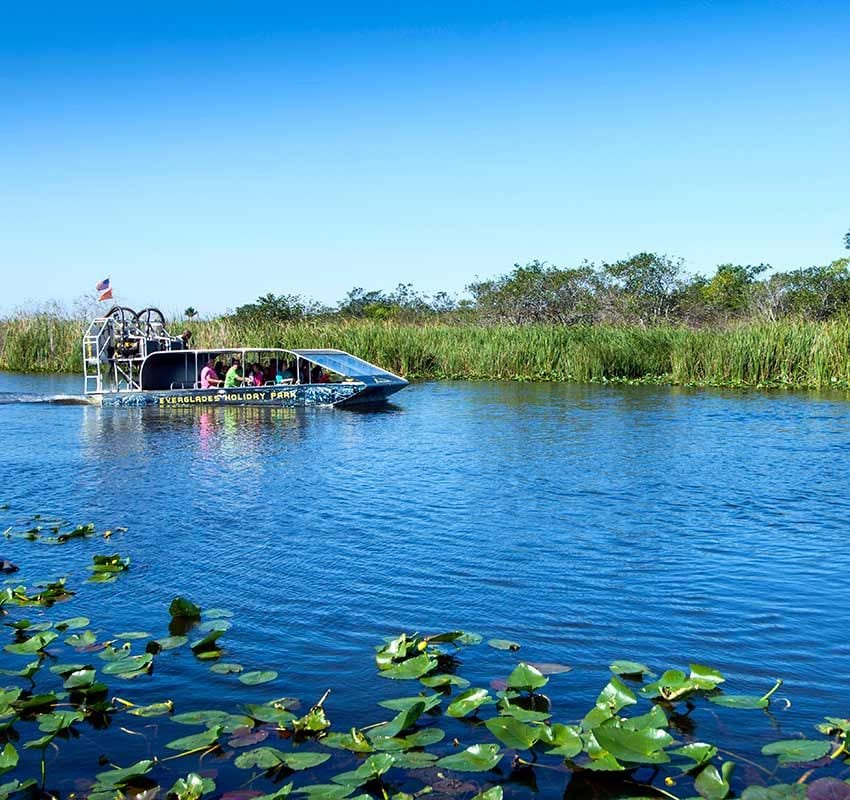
[3,313,850,389]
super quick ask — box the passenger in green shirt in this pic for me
[224,358,248,388]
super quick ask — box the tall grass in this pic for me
[3,313,850,389]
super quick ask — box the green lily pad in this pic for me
[741,785,807,800]
[761,739,831,765]
[169,773,215,800]
[446,687,495,718]
[370,702,425,737]
[488,639,520,651]
[63,668,97,690]
[673,742,718,770]
[472,788,503,800]
[592,723,673,765]
[294,785,355,800]
[709,694,768,709]
[204,608,234,619]
[437,743,503,772]
[65,630,97,648]
[378,694,441,713]
[199,619,232,633]
[695,761,735,800]
[378,654,437,680]
[170,596,201,619]
[456,631,483,645]
[210,662,243,674]
[506,662,548,692]
[165,725,222,752]
[609,660,654,677]
[4,630,57,655]
[239,670,278,685]
[332,753,395,786]
[55,617,90,631]
[420,673,470,689]
[127,701,173,717]
[152,635,188,651]
[114,631,149,641]
[190,629,224,655]
[690,663,725,689]
[391,751,438,769]
[321,730,374,753]
[404,727,445,747]
[484,716,540,749]
[94,758,155,787]
[544,725,583,758]
[234,747,330,770]
[102,653,152,675]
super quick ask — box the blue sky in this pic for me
[1,1,848,316]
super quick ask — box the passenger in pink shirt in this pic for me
[200,358,223,389]
[251,363,264,386]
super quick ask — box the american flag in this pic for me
[95,278,110,291]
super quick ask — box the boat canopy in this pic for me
[136,347,406,391]
[289,349,405,384]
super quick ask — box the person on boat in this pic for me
[200,357,223,388]
[179,329,193,349]
[251,363,264,387]
[310,364,330,384]
[224,358,249,388]
[276,361,295,383]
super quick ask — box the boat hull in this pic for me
[94,383,390,408]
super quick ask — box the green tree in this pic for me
[601,253,685,323]
[184,307,198,319]
[699,263,768,320]
[467,260,601,324]
[234,293,308,322]
[774,258,850,320]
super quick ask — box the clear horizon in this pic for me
[2,1,848,317]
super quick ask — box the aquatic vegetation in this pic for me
[8,314,850,389]
[1,513,850,797]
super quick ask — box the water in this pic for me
[1,370,849,793]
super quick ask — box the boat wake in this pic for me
[0,393,90,406]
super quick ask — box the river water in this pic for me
[1,371,848,793]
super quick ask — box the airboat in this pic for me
[82,306,408,408]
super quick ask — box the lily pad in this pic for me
[211,662,244,675]
[609,660,654,677]
[234,747,330,770]
[741,786,807,800]
[420,673,470,689]
[239,670,278,686]
[694,761,735,800]
[378,654,437,680]
[446,687,495,718]
[4,630,57,655]
[127,700,174,717]
[170,596,201,619]
[165,725,223,752]
[437,743,503,772]
[484,716,540,749]
[506,663,548,692]
[488,639,520,651]
[55,617,90,631]
[761,740,831,766]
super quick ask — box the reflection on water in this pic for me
[2,373,850,790]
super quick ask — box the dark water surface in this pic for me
[1,371,849,792]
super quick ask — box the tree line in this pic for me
[229,251,850,328]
